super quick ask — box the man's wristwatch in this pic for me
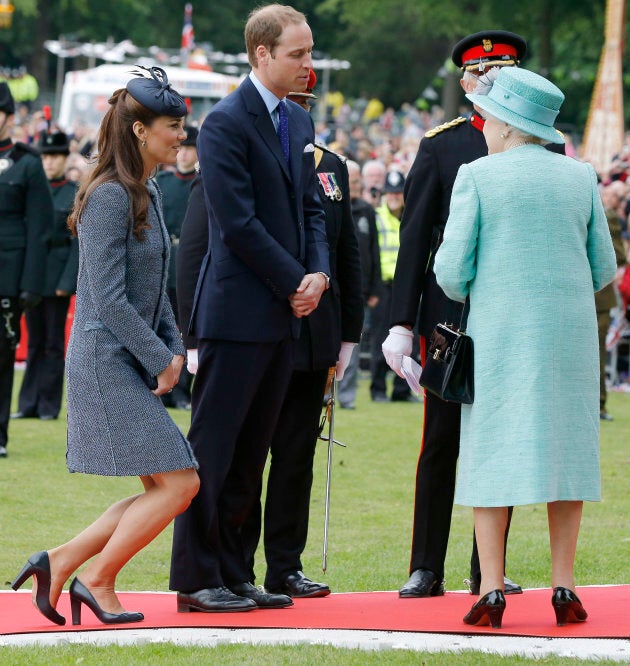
[316,271,330,290]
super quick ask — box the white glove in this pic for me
[382,325,414,378]
[187,348,198,375]
[335,341,356,380]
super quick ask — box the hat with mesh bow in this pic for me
[466,67,565,144]
[126,66,187,117]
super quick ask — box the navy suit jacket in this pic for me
[191,76,329,342]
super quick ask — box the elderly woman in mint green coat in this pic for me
[434,67,616,630]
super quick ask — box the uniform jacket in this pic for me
[156,168,196,291]
[293,145,363,371]
[45,177,79,296]
[191,76,329,343]
[390,117,485,337]
[0,140,53,296]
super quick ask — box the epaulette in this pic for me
[315,141,346,164]
[424,117,467,139]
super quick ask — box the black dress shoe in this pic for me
[399,568,445,598]
[551,586,588,626]
[10,411,35,419]
[463,589,506,629]
[69,578,144,626]
[229,582,293,608]
[467,576,523,596]
[267,571,330,598]
[177,587,256,613]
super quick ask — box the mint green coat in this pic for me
[434,145,617,506]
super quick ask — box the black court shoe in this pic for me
[551,586,588,626]
[11,551,66,626]
[463,589,506,629]
[69,578,144,626]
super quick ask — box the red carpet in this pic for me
[3,586,629,638]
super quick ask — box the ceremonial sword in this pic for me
[318,367,346,573]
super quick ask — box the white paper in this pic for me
[401,355,423,394]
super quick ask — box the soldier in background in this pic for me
[0,82,53,457]
[14,132,79,421]
[156,126,199,410]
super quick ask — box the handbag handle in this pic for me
[458,298,470,332]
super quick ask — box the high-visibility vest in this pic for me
[375,203,402,282]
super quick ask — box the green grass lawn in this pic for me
[2,369,629,664]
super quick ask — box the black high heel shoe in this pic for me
[69,577,144,626]
[463,589,506,629]
[11,551,66,626]
[552,586,588,626]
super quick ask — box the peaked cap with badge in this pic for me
[451,30,527,72]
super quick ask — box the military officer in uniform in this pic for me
[242,74,364,597]
[382,31,528,597]
[156,126,198,410]
[0,82,53,456]
[14,131,79,421]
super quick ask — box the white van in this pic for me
[57,63,242,131]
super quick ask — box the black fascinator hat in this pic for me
[126,66,187,117]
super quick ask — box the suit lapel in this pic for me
[241,78,292,182]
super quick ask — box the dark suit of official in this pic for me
[170,76,329,592]
[18,177,78,419]
[242,145,364,588]
[0,138,52,449]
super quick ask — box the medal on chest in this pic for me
[317,172,343,201]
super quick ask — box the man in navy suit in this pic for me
[170,4,330,613]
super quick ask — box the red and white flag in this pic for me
[181,3,195,52]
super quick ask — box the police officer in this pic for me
[382,31,528,597]
[156,126,198,410]
[14,131,79,421]
[0,82,53,456]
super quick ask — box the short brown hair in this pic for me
[244,4,307,68]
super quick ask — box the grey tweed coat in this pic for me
[65,180,197,476]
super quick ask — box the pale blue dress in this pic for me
[434,145,617,506]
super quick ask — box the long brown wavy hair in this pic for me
[68,88,161,240]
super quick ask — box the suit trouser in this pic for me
[18,295,70,418]
[0,297,22,449]
[410,336,512,582]
[242,367,329,587]
[169,337,294,592]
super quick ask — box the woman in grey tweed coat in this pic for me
[11,68,199,627]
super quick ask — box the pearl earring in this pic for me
[141,140,147,148]
[500,133,506,139]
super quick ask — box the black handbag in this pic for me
[420,300,474,404]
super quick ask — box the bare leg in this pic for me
[473,507,508,598]
[42,495,141,608]
[47,468,198,613]
[548,500,583,591]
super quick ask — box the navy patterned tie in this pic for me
[276,100,290,164]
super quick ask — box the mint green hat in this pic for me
[466,67,565,144]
